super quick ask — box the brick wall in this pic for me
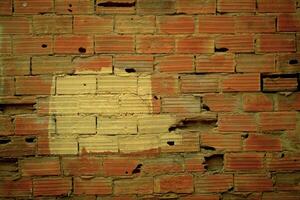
[0,0,300,199]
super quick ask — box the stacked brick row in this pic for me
[0,0,300,199]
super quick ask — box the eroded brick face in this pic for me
[0,0,300,199]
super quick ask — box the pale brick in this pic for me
[98,75,137,94]
[138,115,176,134]
[79,136,118,153]
[56,116,96,136]
[119,135,159,153]
[57,75,97,94]
[97,116,137,135]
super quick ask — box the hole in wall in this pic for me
[25,137,36,143]
[200,145,216,151]
[78,47,86,53]
[125,68,136,73]
[41,44,47,48]
[289,59,299,65]
[0,138,11,145]
[203,154,224,171]
[132,164,143,174]
[97,1,136,7]
[202,104,210,111]
[167,141,175,146]
[215,47,229,52]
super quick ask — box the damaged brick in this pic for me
[132,164,142,174]
[215,47,229,52]
[25,137,36,143]
[289,59,299,65]
[168,116,217,132]
[125,68,136,73]
[78,47,87,53]
[0,138,11,145]
[97,1,136,7]
[203,154,224,171]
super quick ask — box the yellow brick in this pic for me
[120,94,152,114]
[98,75,137,94]
[79,136,118,153]
[160,133,200,153]
[57,75,96,94]
[138,114,176,134]
[119,135,159,153]
[48,96,79,114]
[78,95,119,114]
[48,137,78,155]
[56,116,96,136]
[138,75,152,95]
[97,116,137,135]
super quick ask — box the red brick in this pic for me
[114,178,153,195]
[277,92,300,111]
[177,37,214,53]
[103,157,139,176]
[262,192,300,200]
[33,15,72,34]
[297,34,300,52]
[0,57,29,76]
[236,16,275,33]
[194,174,233,193]
[176,0,216,14]
[0,17,31,34]
[33,178,72,196]
[259,112,297,131]
[217,0,256,13]
[115,16,155,34]
[201,133,242,151]
[15,76,53,95]
[222,73,261,92]
[62,156,102,176]
[203,94,238,112]
[196,54,235,73]
[181,75,220,93]
[184,155,206,172]
[244,134,282,151]
[162,96,200,113]
[223,193,262,200]
[0,116,13,136]
[143,157,184,175]
[218,114,257,132]
[0,77,14,96]
[236,54,275,73]
[74,177,112,195]
[225,153,264,171]
[182,194,220,200]
[55,0,94,14]
[74,16,113,34]
[257,0,296,12]
[21,157,60,176]
[74,56,113,74]
[0,178,32,197]
[257,34,296,53]
[216,34,254,52]
[155,55,194,73]
[115,55,153,73]
[96,35,134,53]
[96,0,135,14]
[242,93,273,112]
[54,35,94,54]
[276,173,300,191]
[137,36,175,54]
[13,36,52,55]
[15,115,52,136]
[158,16,194,34]
[199,16,235,33]
[0,136,36,157]
[277,53,300,73]
[266,153,300,171]
[235,174,273,192]
[0,35,12,55]
[263,77,298,92]
[14,0,53,14]
[0,0,12,15]
[278,14,300,32]
[160,133,200,153]
[151,74,179,96]
[154,174,193,193]
[136,0,176,15]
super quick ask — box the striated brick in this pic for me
[115,55,153,73]
[236,16,275,33]
[57,75,96,94]
[33,15,72,34]
[158,16,194,34]
[38,137,78,155]
[266,153,300,171]
[225,153,264,171]
[194,174,233,193]
[0,136,36,157]
[97,116,137,135]
[155,55,194,73]
[0,35,12,55]
[0,116,13,136]
[138,114,176,134]
[103,157,139,176]
[95,35,134,53]
[278,14,300,32]
[151,74,179,96]
[257,0,296,13]
[236,54,275,73]
[74,177,112,195]
[21,157,60,176]
[262,192,300,200]
[154,174,193,193]
[162,96,200,113]
[143,157,183,175]
[74,56,113,74]
[176,0,216,14]
[136,0,175,14]
[114,178,153,195]
[0,178,32,197]
[0,0,12,15]
[244,134,282,151]
[217,0,256,13]
[196,54,235,73]
[215,34,254,53]
[14,0,53,14]
[259,112,297,131]
[119,135,159,154]
[276,173,300,191]
[79,136,118,153]
[31,56,72,75]
[184,154,206,172]
[218,114,257,132]
[176,37,214,53]
[263,77,298,92]
[160,133,200,153]
[222,73,260,92]
[54,35,94,54]
[235,174,273,192]
[203,94,238,112]
[0,77,14,96]
[137,36,175,54]
[13,36,52,55]
[15,76,53,95]
[74,16,113,34]
[277,53,300,73]
[0,57,29,76]
[0,17,31,34]
[201,133,242,151]
[55,0,94,14]
[242,93,273,112]
[182,194,220,200]
[257,34,296,53]
[15,115,54,136]
[277,92,300,111]
[199,16,235,33]
[62,156,102,176]
[33,178,72,196]
[181,75,220,93]
[96,0,136,14]
[115,16,155,34]
[98,75,137,94]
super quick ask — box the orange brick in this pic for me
[13,36,52,55]
[33,15,72,34]
[266,153,300,171]
[74,16,113,34]
[0,136,36,157]
[218,114,257,132]
[177,37,214,53]
[277,53,300,73]
[244,134,282,151]
[0,116,13,136]
[151,74,179,96]
[62,156,102,176]
[259,112,297,131]
[143,157,184,175]
[263,77,298,92]
[96,0,136,14]
[155,55,194,73]
[0,0,12,15]
[0,77,14,96]
[181,75,220,93]
[176,0,216,14]
[203,94,238,112]
[225,153,264,171]
[196,54,235,73]
[136,0,176,15]
[115,16,155,34]
[242,93,273,112]
[74,177,112,195]
[95,35,134,53]
[277,92,300,111]
[215,34,254,53]
[217,0,256,13]
[74,56,113,74]
[278,14,300,32]
[182,194,220,200]
[15,76,53,95]
[236,54,275,73]
[33,178,72,196]
[0,178,32,197]
[184,155,206,172]
[235,174,273,192]
[137,36,175,54]
[158,16,194,34]
[195,174,233,193]
[154,174,193,193]
[257,34,296,53]
[262,192,300,200]
[55,0,94,14]
[0,17,31,34]
[0,35,12,55]
[114,178,153,195]
[257,0,296,13]
[236,16,275,33]
[115,55,153,73]
[14,0,53,14]
[54,35,93,54]
[15,115,52,135]
[103,157,139,176]
[201,133,242,151]
[199,16,235,33]
[222,73,261,92]
[21,157,60,176]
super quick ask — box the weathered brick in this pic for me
[14,0,53,14]
[56,115,96,135]
[103,157,139,176]
[276,173,300,191]
[74,16,113,34]
[244,134,282,151]
[151,74,179,96]
[218,114,257,132]
[136,0,176,14]
[31,56,72,75]
[0,57,30,76]
[259,112,297,131]
[263,77,298,92]
[54,35,94,54]
[33,15,72,34]
[97,116,137,135]
[0,35,12,55]
[0,116,13,136]
[0,0,12,15]
[194,174,233,193]
[62,156,102,176]
[13,36,52,55]
[15,76,53,95]
[176,0,216,14]
[184,154,206,172]
[223,193,262,200]
[262,192,300,200]
[176,37,214,53]
[95,35,134,53]
[215,34,254,53]
[138,114,176,134]
[199,16,235,33]
[0,178,32,197]
[266,153,300,171]
[33,177,72,196]
[257,34,296,53]
[217,0,256,13]
[158,16,194,34]
[55,0,94,14]
[0,77,14,96]
[119,135,159,154]
[79,136,118,153]
[114,178,154,195]
[137,36,175,54]
[181,75,220,93]
[201,133,242,151]
[236,54,275,73]
[57,75,96,94]
[257,0,296,13]
[225,153,264,171]
[235,174,273,192]
[115,16,155,34]
[115,55,153,73]
[277,92,300,111]
[278,14,300,32]
[203,94,238,112]
[154,174,193,193]
[96,0,136,14]
[242,93,273,112]
[21,157,60,176]
[277,53,300,73]
[162,96,200,113]
[98,75,137,94]
[0,17,31,34]
[74,56,113,74]
[15,115,54,136]
[143,157,183,175]
[222,73,261,92]
[38,136,78,155]
[74,177,112,195]
[196,54,235,73]
[236,16,275,33]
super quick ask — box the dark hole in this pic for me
[125,171,128,174]
[215,47,229,52]
[0,138,11,144]
[132,164,143,174]
[168,126,176,132]
[204,154,224,171]
[68,9,72,12]
[281,153,285,158]
[289,59,299,65]
[97,1,136,7]
[201,145,216,151]
[202,104,210,111]
[167,141,175,146]
[241,133,249,139]
[41,44,47,48]
[69,4,72,7]
[78,47,86,53]
[153,96,158,100]
[25,137,36,143]
[83,83,87,86]
[125,68,136,73]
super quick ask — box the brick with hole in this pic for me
[55,0,94,14]
[202,94,239,112]
[33,177,72,196]
[277,53,300,73]
[242,93,273,112]
[0,17,31,34]
[96,0,136,14]
[201,133,242,152]
[158,16,194,34]
[257,34,296,53]
[266,153,300,171]
[194,174,233,193]
[244,134,282,151]
[215,34,254,53]
[217,0,256,13]
[33,15,72,34]
[137,36,175,54]
[54,35,93,54]
[176,37,214,53]
[74,177,112,195]
[57,75,96,94]
[154,174,193,193]
[235,174,273,192]
[13,36,52,55]
[14,0,53,14]
[115,16,155,34]
[176,0,216,14]
[62,156,102,176]
[115,55,153,73]
[95,35,134,53]
[0,178,32,197]
[257,0,296,13]
[20,157,60,176]
[114,177,154,195]
[277,92,300,111]
[103,157,140,176]
[74,16,113,34]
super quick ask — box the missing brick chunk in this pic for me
[167,141,175,146]
[200,145,216,151]
[25,137,36,143]
[125,68,136,73]
[132,164,142,174]
[78,47,86,53]
[202,104,210,111]
[215,47,229,52]
[97,1,136,7]
[203,154,224,171]
[168,116,217,132]
[41,44,47,48]
[0,138,11,145]
[289,59,299,65]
